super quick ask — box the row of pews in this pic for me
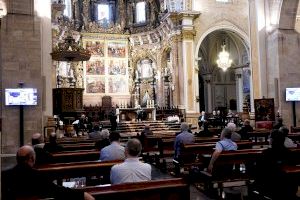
[32,123,188,199]
[35,125,300,200]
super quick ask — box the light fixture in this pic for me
[216,44,232,71]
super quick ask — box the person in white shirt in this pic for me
[110,139,151,184]
[100,131,125,161]
[279,126,298,148]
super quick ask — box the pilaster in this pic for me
[177,11,200,114]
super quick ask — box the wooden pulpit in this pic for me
[53,88,84,117]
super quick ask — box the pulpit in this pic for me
[53,88,84,118]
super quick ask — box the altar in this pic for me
[117,108,156,122]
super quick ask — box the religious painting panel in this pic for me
[107,42,126,58]
[85,41,105,57]
[254,98,275,121]
[108,59,127,75]
[108,76,127,93]
[86,77,105,93]
[86,60,105,75]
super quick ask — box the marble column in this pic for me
[235,69,243,112]
[248,0,267,99]
[203,75,212,113]
[178,11,199,114]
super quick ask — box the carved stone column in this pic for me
[235,68,243,112]
[203,74,212,113]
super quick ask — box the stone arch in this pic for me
[278,0,299,30]
[194,22,250,61]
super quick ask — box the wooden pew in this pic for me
[56,137,95,144]
[247,130,270,142]
[158,137,221,158]
[173,141,267,176]
[60,143,97,151]
[287,133,300,142]
[83,178,190,200]
[199,149,264,197]
[35,160,122,185]
[49,150,100,163]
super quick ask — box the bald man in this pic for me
[2,145,94,200]
[110,139,151,184]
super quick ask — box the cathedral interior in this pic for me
[0,1,300,198]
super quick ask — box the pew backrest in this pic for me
[83,178,189,200]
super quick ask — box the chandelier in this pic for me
[51,35,91,62]
[216,44,232,71]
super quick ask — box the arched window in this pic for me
[136,2,146,23]
[97,4,110,24]
[63,0,72,18]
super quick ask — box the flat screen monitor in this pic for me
[286,88,300,101]
[5,88,37,106]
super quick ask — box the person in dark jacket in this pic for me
[2,145,94,200]
[238,119,253,140]
[32,133,52,165]
[195,121,212,137]
[273,117,284,129]
[254,130,297,200]
[43,132,64,153]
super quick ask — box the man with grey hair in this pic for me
[208,127,237,173]
[110,139,151,184]
[225,122,241,141]
[2,145,95,200]
[174,122,195,159]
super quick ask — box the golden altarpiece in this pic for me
[51,0,199,122]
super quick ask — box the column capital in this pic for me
[203,74,212,83]
[181,29,196,40]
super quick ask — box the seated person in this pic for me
[43,132,63,153]
[215,110,224,127]
[94,128,110,150]
[88,125,103,139]
[208,128,237,173]
[273,117,284,129]
[279,126,298,148]
[174,122,195,160]
[254,129,297,200]
[31,133,51,165]
[100,131,125,161]
[2,145,94,200]
[238,119,253,140]
[198,111,206,128]
[226,122,241,141]
[195,121,212,137]
[110,139,151,184]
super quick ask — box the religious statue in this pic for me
[142,90,151,107]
